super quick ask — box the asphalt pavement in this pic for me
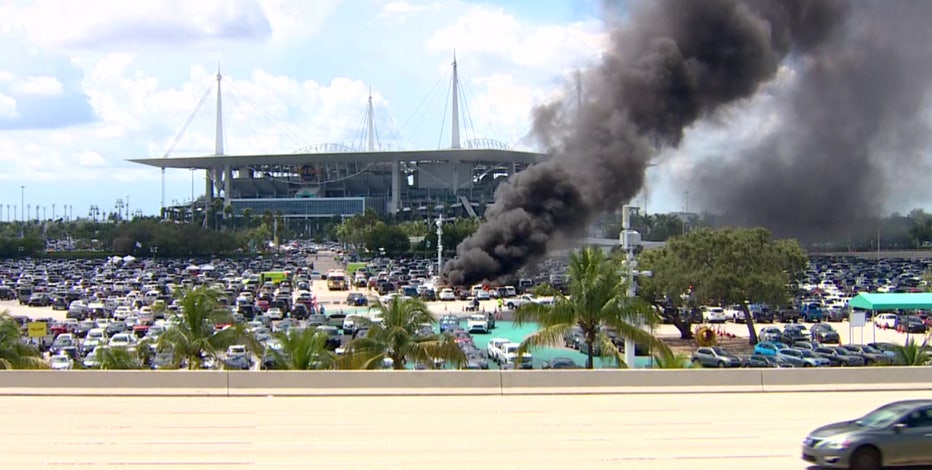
[0,389,927,468]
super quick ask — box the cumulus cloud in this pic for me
[11,75,63,95]
[14,0,273,49]
[0,92,17,118]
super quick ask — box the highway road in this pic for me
[1,389,929,469]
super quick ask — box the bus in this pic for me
[327,271,349,291]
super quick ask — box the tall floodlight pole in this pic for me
[436,214,444,276]
[620,205,648,369]
[19,186,24,222]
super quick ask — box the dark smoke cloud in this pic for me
[691,1,932,241]
[443,0,847,285]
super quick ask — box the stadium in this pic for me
[129,59,544,228]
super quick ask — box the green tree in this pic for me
[651,348,696,369]
[638,228,807,345]
[342,297,466,370]
[157,287,260,369]
[365,222,410,256]
[514,247,670,369]
[269,328,338,370]
[96,346,145,370]
[0,313,46,369]
[892,339,930,366]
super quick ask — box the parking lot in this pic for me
[1,247,929,371]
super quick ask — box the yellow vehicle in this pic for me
[327,271,349,291]
[259,271,291,286]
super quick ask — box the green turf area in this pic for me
[345,262,367,276]
[469,321,654,369]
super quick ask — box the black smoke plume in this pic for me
[691,1,932,241]
[443,0,847,285]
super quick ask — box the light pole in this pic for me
[19,186,24,222]
[620,205,650,369]
[436,214,444,277]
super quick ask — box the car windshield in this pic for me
[711,348,731,356]
[782,350,801,357]
[862,346,880,353]
[856,403,913,428]
[800,350,817,358]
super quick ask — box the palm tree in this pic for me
[96,346,145,370]
[650,348,695,369]
[157,287,260,369]
[269,328,338,370]
[0,313,46,369]
[342,297,466,370]
[892,339,930,366]
[515,247,670,369]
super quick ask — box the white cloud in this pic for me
[379,0,435,19]
[0,92,17,118]
[75,150,106,167]
[427,4,604,71]
[13,0,272,49]
[11,75,63,95]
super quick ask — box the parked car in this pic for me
[813,346,866,366]
[782,324,810,344]
[802,399,932,469]
[542,357,582,369]
[810,324,840,344]
[759,326,783,343]
[873,313,898,329]
[776,348,830,367]
[842,344,891,365]
[753,341,788,356]
[775,308,801,323]
[690,347,742,368]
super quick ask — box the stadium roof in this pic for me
[129,148,544,169]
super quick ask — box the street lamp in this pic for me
[19,186,24,222]
[435,214,444,277]
[620,205,651,369]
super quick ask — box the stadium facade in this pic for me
[129,59,543,226]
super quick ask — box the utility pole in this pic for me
[436,214,444,277]
[621,205,650,369]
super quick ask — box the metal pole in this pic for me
[20,186,24,222]
[622,205,640,369]
[436,214,444,276]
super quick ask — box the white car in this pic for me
[702,307,728,323]
[109,333,136,348]
[50,354,74,370]
[266,307,284,320]
[874,313,898,329]
[438,289,456,301]
[466,314,490,334]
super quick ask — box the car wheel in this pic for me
[849,445,881,470]
[691,358,700,367]
[717,361,725,368]
[804,363,812,367]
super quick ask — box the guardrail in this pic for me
[0,367,930,396]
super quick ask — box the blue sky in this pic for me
[0,0,824,221]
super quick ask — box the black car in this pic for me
[775,308,801,323]
[346,293,368,306]
[782,324,809,344]
[317,326,342,350]
[51,297,68,310]
[542,357,582,369]
[810,324,840,344]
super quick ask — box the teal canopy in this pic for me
[848,292,932,311]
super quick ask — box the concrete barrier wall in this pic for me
[760,366,932,392]
[500,369,765,395]
[0,370,228,396]
[1,368,930,396]
[227,370,502,396]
